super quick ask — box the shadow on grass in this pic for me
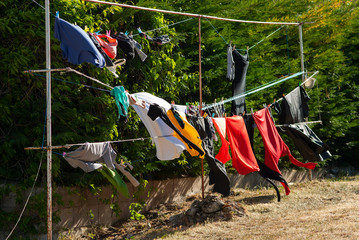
[239,195,276,205]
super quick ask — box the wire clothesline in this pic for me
[24,135,175,150]
[275,120,322,127]
[202,71,304,110]
[133,18,194,36]
[205,17,285,51]
[276,71,319,102]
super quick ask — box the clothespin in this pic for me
[242,111,245,116]
[251,108,254,114]
[125,31,129,36]
[95,31,101,35]
[106,30,111,37]
[137,27,142,34]
[56,11,59,17]
[247,46,249,51]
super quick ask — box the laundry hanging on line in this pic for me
[147,103,205,157]
[130,92,187,160]
[111,86,130,121]
[226,115,260,175]
[243,114,289,200]
[187,115,231,196]
[273,85,331,161]
[54,16,106,68]
[252,108,317,195]
[229,47,249,116]
[138,29,171,45]
[62,141,140,197]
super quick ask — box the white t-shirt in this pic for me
[130,92,186,160]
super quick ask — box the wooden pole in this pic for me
[45,0,52,239]
[298,23,305,81]
[198,17,205,200]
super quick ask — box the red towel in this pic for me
[253,108,317,195]
[226,115,260,175]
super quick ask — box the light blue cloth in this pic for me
[111,86,129,119]
[54,16,105,68]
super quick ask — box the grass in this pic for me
[59,176,359,240]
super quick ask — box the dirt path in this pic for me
[60,176,359,239]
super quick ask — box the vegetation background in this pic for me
[0,0,358,235]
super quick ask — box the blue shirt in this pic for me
[54,17,105,68]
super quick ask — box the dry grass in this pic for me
[59,176,359,240]
[134,176,359,240]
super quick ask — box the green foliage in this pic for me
[1,0,359,235]
[129,203,146,221]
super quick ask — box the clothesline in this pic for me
[202,71,304,110]
[24,67,114,89]
[205,17,285,51]
[275,120,322,127]
[24,135,174,150]
[133,18,194,36]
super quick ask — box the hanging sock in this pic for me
[226,115,260,175]
[111,86,129,121]
[226,44,235,81]
[212,117,231,164]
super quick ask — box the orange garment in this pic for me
[167,109,205,157]
[226,115,260,175]
[212,118,231,163]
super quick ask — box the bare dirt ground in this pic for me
[60,176,359,240]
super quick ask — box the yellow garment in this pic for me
[167,109,205,157]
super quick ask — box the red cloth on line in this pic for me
[253,108,317,195]
[212,117,231,164]
[226,115,260,175]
